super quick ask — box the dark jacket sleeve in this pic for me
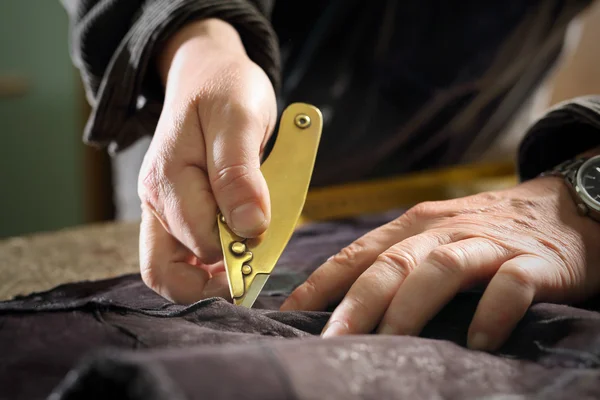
[60,0,280,153]
[517,95,600,181]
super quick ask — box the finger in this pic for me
[140,204,214,305]
[204,260,226,276]
[467,255,542,352]
[204,106,271,238]
[165,164,223,263]
[202,270,232,300]
[377,237,510,336]
[321,231,457,337]
[280,212,428,312]
[140,111,222,264]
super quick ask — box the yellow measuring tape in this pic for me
[299,160,518,225]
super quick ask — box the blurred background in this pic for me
[1,1,599,239]
[0,1,114,239]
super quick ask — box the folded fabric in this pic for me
[1,211,600,399]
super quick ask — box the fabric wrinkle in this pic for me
[2,213,600,399]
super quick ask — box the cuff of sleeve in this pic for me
[85,0,280,154]
[517,95,600,181]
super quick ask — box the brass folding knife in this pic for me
[217,103,323,308]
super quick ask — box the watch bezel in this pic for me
[575,155,600,213]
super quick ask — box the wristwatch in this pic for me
[542,155,600,222]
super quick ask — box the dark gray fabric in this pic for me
[2,211,600,399]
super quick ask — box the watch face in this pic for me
[577,155,600,209]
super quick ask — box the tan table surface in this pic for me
[0,169,518,302]
[0,222,141,301]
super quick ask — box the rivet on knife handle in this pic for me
[217,103,323,307]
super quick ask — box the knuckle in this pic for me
[300,276,320,299]
[389,213,414,231]
[342,297,371,329]
[427,246,467,274]
[403,201,437,222]
[211,163,254,194]
[375,250,416,278]
[498,263,535,289]
[201,91,261,130]
[219,99,258,125]
[331,239,368,269]
[138,170,162,209]
[138,156,174,208]
[138,164,160,203]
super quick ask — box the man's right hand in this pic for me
[137,18,277,304]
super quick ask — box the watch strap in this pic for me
[540,157,587,187]
[541,156,600,222]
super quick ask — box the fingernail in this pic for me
[378,324,396,335]
[322,321,348,338]
[468,332,489,351]
[230,203,266,236]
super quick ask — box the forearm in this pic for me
[61,0,280,153]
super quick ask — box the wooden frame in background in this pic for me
[77,79,115,223]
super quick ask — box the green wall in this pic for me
[0,1,85,238]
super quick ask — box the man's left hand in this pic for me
[280,176,600,351]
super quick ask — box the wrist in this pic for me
[542,150,600,224]
[156,18,248,87]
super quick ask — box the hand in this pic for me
[138,19,277,304]
[280,176,600,351]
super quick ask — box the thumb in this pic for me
[205,109,271,238]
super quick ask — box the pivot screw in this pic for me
[294,114,311,129]
[242,264,252,275]
[230,242,246,255]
